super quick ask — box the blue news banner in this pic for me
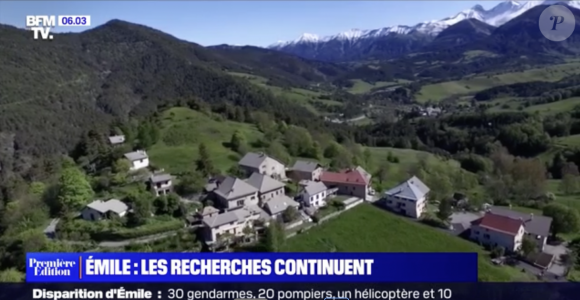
[26,252,477,282]
[16,252,578,300]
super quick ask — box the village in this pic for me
[48,133,571,282]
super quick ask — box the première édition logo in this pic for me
[29,258,77,276]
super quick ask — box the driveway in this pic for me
[544,242,570,277]
[448,212,481,234]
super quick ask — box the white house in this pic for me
[82,199,129,221]
[470,212,525,252]
[124,150,149,171]
[149,173,173,196]
[299,181,328,208]
[108,135,125,146]
[383,176,430,219]
[202,207,261,244]
[238,152,287,180]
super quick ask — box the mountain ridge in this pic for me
[268,1,580,62]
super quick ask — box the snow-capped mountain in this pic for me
[268,1,580,62]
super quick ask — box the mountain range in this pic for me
[268,1,580,61]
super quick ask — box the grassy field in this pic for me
[347,79,409,94]
[283,204,535,281]
[147,107,462,182]
[365,147,462,187]
[228,72,342,114]
[415,62,580,103]
[555,134,580,148]
[148,107,264,173]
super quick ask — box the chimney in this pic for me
[509,204,512,209]
[530,213,534,220]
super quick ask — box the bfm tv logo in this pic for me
[26,15,55,40]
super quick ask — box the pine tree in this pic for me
[196,143,215,176]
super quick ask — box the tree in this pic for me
[559,174,579,195]
[436,198,452,222]
[363,148,372,167]
[543,203,580,237]
[267,141,290,165]
[0,268,25,282]
[112,158,130,174]
[229,131,245,153]
[263,221,285,252]
[521,236,537,257]
[282,206,299,223]
[175,171,205,195]
[57,167,94,212]
[196,143,215,176]
[375,162,390,184]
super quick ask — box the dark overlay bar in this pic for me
[5,282,579,300]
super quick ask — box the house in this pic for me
[246,172,286,204]
[290,160,323,181]
[470,212,525,252]
[82,199,129,221]
[264,195,299,220]
[487,206,552,251]
[320,166,372,200]
[204,175,226,193]
[202,207,261,244]
[149,173,173,196]
[299,181,328,208]
[196,206,220,219]
[108,135,125,146]
[213,176,259,210]
[238,152,286,180]
[124,150,149,171]
[383,176,430,219]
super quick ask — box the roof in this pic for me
[202,206,258,228]
[320,168,370,186]
[124,150,148,161]
[202,211,240,228]
[385,176,430,201]
[471,213,523,235]
[303,181,327,195]
[246,172,285,193]
[86,199,128,214]
[488,206,552,237]
[198,206,219,216]
[108,135,125,144]
[264,195,299,215]
[214,176,258,200]
[355,166,371,183]
[292,160,322,172]
[150,173,172,183]
[238,152,282,169]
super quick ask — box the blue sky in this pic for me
[0,1,502,46]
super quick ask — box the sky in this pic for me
[0,1,503,46]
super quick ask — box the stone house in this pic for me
[238,152,286,180]
[213,176,259,210]
[290,160,323,181]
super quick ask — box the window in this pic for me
[474,231,479,235]
[251,196,256,200]
[237,200,244,206]
[483,234,490,239]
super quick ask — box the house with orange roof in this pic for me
[470,212,525,252]
[320,166,372,200]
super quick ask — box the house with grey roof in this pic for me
[487,206,553,251]
[246,172,286,204]
[238,152,287,180]
[299,181,329,208]
[202,207,261,244]
[82,199,129,221]
[290,160,323,181]
[264,195,299,220]
[213,176,259,210]
[149,173,173,196]
[108,135,126,146]
[124,150,149,171]
[383,176,430,219]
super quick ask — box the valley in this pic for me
[3,0,580,283]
